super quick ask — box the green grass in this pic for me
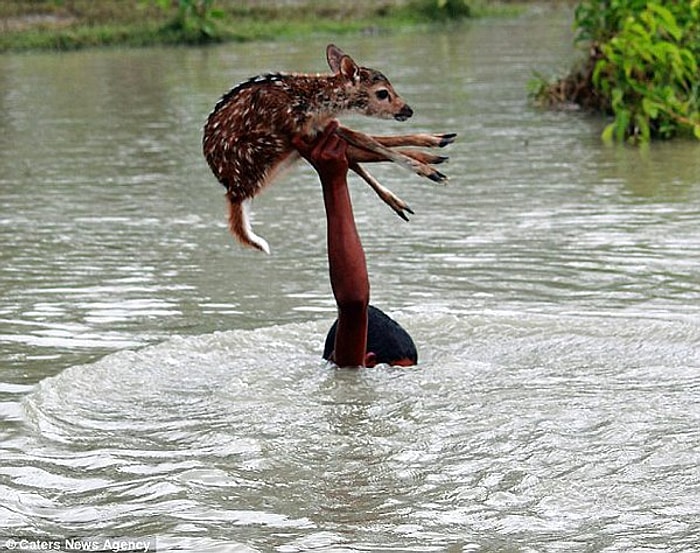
[0,0,522,52]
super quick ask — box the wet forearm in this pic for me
[322,175,370,309]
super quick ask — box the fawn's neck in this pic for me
[283,73,357,121]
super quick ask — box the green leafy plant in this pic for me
[534,0,700,144]
[593,2,700,142]
[407,0,471,21]
[153,0,225,42]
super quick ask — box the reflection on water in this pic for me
[1,8,700,552]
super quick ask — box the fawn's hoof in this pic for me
[385,194,414,221]
[395,203,415,222]
[439,133,457,147]
[428,170,448,183]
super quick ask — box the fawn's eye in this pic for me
[375,89,391,101]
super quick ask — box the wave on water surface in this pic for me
[16,309,700,552]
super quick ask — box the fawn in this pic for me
[203,44,455,253]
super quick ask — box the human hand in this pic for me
[292,120,349,181]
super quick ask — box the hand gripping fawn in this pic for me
[203,44,456,254]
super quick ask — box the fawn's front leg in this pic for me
[349,162,414,221]
[371,132,457,149]
[347,131,456,164]
[335,126,449,183]
[346,145,449,166]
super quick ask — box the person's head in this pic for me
[323,305,417,367]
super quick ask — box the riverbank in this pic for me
[0,0,527,53]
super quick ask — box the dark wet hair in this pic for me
[323,305,418,365]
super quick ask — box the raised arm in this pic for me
[292,122,369,367]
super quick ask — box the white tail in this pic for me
[227,199,270,254]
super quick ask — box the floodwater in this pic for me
[1,8,699,553]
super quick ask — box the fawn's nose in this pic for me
[395,105,413,121]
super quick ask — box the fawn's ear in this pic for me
[327,44,359,82]
[326,44,345,72]
[339,55,360,83]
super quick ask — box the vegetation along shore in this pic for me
[533,0,699,143]
[0,0,510,53]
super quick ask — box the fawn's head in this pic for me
[326,44,413,122]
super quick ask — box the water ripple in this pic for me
[0,312,693,550]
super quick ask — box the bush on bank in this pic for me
[533,0,700,144]
[0,0,480,52]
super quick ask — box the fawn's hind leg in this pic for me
[350,163,414,221]
[335,126,448,183]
